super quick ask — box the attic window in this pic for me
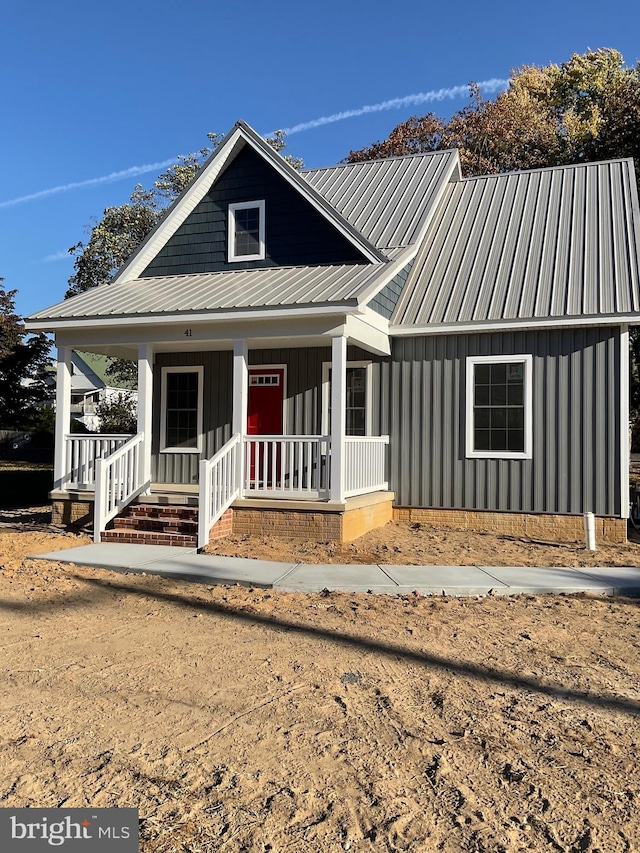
[228,200,265,262]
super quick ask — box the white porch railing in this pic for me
[65,434,133,490]
[243,435,331,499]
[94,432,148,544]
[344,436,389,497]
[198,433,242,549]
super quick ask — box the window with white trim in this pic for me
[228,200,265,262]
[465,355,532,459]
[160,366,203,453]
[322,361,372,436]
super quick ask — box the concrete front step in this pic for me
[102,529,197,547]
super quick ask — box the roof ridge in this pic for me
[461,156,635,183]
[302,148,457,174]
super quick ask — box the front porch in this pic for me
[51,431,392,546]
[50,318,393,547]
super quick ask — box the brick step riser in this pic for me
[113,518,198,534]
[123,508,198,521]
[102,531,197,547]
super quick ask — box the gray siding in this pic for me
[368,260,414,319]
[387,328,622,516]
[152,329,622,518]
[153,351,233,485]
[142,146,367,278]
[153,346,383,484]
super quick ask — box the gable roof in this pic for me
[302,150,461,251]
[25,121,640,336]
[391,157,640,331]
[113,120,387,284]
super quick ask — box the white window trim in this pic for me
[160,365,204,454]
[228,199,265,262]
[465,354,533,460]
[322,360,373,437]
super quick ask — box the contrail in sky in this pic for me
[278,78,510,135]
[1,77,509,209]
[0,159,175,210]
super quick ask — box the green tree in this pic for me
[65,131,304,388]
[345,48,640,430]
[66,131,303,298]
[0,279,52,429]
[346,48,640,189]
[96,392,137,434]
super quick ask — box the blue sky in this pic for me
[2,0,639,320]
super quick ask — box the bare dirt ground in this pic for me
[1,519,640,851]
[205,521,640,568]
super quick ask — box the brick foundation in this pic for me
[393,507,627,544]
[232,497,394,542]
[209,508,234,540]
[53,494,626,545]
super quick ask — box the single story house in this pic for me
[26,120,640,547]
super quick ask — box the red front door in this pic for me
[247,368,284,483]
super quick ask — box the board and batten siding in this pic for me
[152,346,384,484]
[387,327,623,516]
[153,351,233,485]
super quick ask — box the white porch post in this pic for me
[137,343,154,492]
[53,345,72,491]
[330,335,347,502]
[233,340,248,493]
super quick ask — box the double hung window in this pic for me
[323,362,371,436]
[228,200,265,262]
[466,355,532,459]
[160,366,203,453]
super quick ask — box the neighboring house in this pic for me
[46,351,137,431]
[26,120,640,548]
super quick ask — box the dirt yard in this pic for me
[1,519,640,852]
[206,520,640,567]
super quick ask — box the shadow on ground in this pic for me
[2,570,639,718]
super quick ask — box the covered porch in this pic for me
[50,311,393,547]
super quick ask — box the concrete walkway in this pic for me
[31,543,640,597]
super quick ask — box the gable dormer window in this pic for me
[228,200,265,262]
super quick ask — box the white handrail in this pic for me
[65,433,133,490]
[198,433,242,549]
[344,435,389,497]
[94,432,147,544]
[243,435,331,498]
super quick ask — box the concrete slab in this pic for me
[275,564,397,593]
[30,543,196,570]
[571,566,640,594]
[129,554,299,588]
[479,566,615,595]
[380,565,507,596]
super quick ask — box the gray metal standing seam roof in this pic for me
[25,129,640,332]
[28,264,394,321]
[302,150,459,251]
[392,158,640,327]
